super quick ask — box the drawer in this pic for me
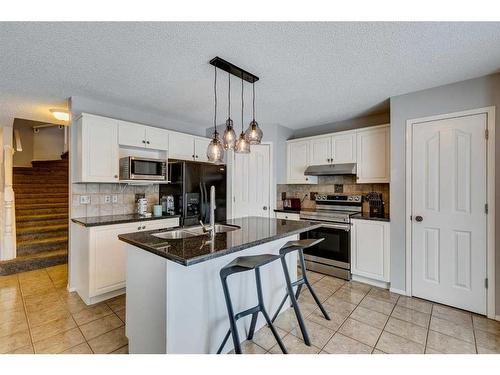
[275,212,300,221]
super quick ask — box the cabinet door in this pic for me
[194,137,211,162]
[146,127,169,151]
[351,220,390,282]
[82,115,119,182]
[286,141,317,184]
[309,136,331,166]
[356,126,390,183]
[168,132,195,161]
[331,133,356,163]
[118,121,146,148]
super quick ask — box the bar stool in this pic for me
[217,254,288,354]
[271,238,331,346]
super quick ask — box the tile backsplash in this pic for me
[277,176,390,214]
[71,183,160,218]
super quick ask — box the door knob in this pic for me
[415,215,423,222]
[263,206,268,211]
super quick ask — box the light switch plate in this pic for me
[80,195,91,205]
[112,195,118,203]
[104,195,111,204]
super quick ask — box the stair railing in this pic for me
[1,144,16,261]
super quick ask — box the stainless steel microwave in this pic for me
[119,157,167,181]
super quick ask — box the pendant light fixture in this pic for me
[206,64,224,163]
[235,76,250,154]
[222,72,236,150]
[244,81,263,144]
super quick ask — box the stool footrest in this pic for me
[234,305,260,321]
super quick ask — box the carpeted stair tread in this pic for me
[17,223,68,234]
[15,202,68,209]
[16,213,68,222]
[0,249,68,275]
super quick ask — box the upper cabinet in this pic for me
[194,137,211,162]
[168,133,212,162]
[118,121,169,150]
[356,125,390,183]
[75,114,119,183]
[309,136,331,166]
[286,140,318,184]
[331,133,356,164]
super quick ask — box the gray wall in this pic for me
[390,73,500,314]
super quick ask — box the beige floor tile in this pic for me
[106,294,126,312]
[425,347,442,354]
[61,342,93,354]
[72,303,113,325]
[305,271,324,284]
[112,345,129,354]
[34,327,85,354]
[27,302,71,328]
[307,308,346,331]
[338,318,382,347]
[299,286,334,303]
[0,286,22,303]
[359,296,395,315]
[296,301,322,318]
[384,317,428,345]
[115,308,126,323]
[396,296,432,314]
[432,304,472,326]
[0,275,19,288]
[290,318,335,348]
[273,309,299,332]
[323,296,357,316]
[0,317,29,338]
[251,325,287,351]
[477,346,500,354]
[367,288,400,304]
[429,316,474,343]
[323,333,372,354]
[313,276,345,292]
[350,306,389,329]
[342,281,372,294]
[31,315,77,342]
[229,340,267,354]
[7,344,34,354]
[20,282,55,297]
[79,314,124,341]
[87,326,128,354]
[426,330,476,354]
[18,269,49,282]
[333,287,366,305]
[24,290,61,312]
[0,296,24,313]
[376,331,424,354]
[472,315,500,335]
[0,330,31,354]
[59,292,88,314]
[372,349,386,354]
[474,329,500,353]
[391,305,430,328]
[268,333,321,354]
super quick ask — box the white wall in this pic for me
[390,73,500,314]
[33,126,65,161]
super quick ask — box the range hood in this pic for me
[304,163,357,176]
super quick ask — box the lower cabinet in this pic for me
[275,211,300,221]
[350,219,390,284]
[72,218,179,305]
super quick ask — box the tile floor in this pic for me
[0,264,127,354]
[1,265,500,354]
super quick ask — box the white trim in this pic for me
[351,274,389,289]
[389,287,408,296]
[286,123,388,143]
[495,315,500,322]
[405,106,495,319]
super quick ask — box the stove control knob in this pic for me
[347,196,353,201]
[354,196,360,201]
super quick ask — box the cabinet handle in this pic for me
[305,177,309,181]
[137,226,141,230]
[114,175,118,178]
[146,141,150,144]
[195,155,199,158]
[192,154,195,159]
[142,225,146,229]
[142,140,146,144]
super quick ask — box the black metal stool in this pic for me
[217,254,288,354]
[271,238,331,346]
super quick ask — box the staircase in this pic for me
[0,154,68,275]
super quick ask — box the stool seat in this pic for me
[221,254,281,274]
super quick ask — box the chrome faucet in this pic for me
[200,185,216,238]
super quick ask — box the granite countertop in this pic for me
[118,216,322,266]
[351,212,390,222]
[71,213,181,227]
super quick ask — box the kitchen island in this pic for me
[118,216,321,354]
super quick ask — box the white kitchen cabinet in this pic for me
[275,211,300,221]
[356,125,390,183]
[331,132,356,164]
[286,140,318,184]
[309,136,331,166]
[76,113,119,183]
[118,121,169,151]
[72,217,180,305]
[351,219,390,284]
[194,137,211,162]
[168,132,211,162]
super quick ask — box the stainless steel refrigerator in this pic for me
[159,159,227,226]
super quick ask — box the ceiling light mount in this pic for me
[209,57,259,84]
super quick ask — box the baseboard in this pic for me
[496,315,500,322]
[351,274,389,289]
[389,287,408,296]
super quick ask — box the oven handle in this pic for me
[300,218,351,231]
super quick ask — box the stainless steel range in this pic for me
[299,194,362,280]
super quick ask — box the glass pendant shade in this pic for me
[223,119,237,150]
[244,120,263,145]
[207,131,224,163]
[235,132,250,153]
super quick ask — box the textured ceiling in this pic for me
[1,22,500,130]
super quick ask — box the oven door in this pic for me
[300,222,350,270]
[130,158,166,180]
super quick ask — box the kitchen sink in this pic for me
[152,224,240,240]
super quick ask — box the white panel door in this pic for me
[168,132,195,161]
[146,127,169,151]
[118,121,146,148]
[356,126,390,183]
[232,144,271,219]
[332,133,356,163]
[194,137,211,162]
[412,113,487,314]
[309,136,331,166]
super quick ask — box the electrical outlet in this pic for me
[80,195,90,205]
[104,195,111,204]
[112,195,118,203]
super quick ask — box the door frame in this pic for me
[228,142,275,219]
[405,106,496,319]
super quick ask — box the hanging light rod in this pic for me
[209,56,259,84]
